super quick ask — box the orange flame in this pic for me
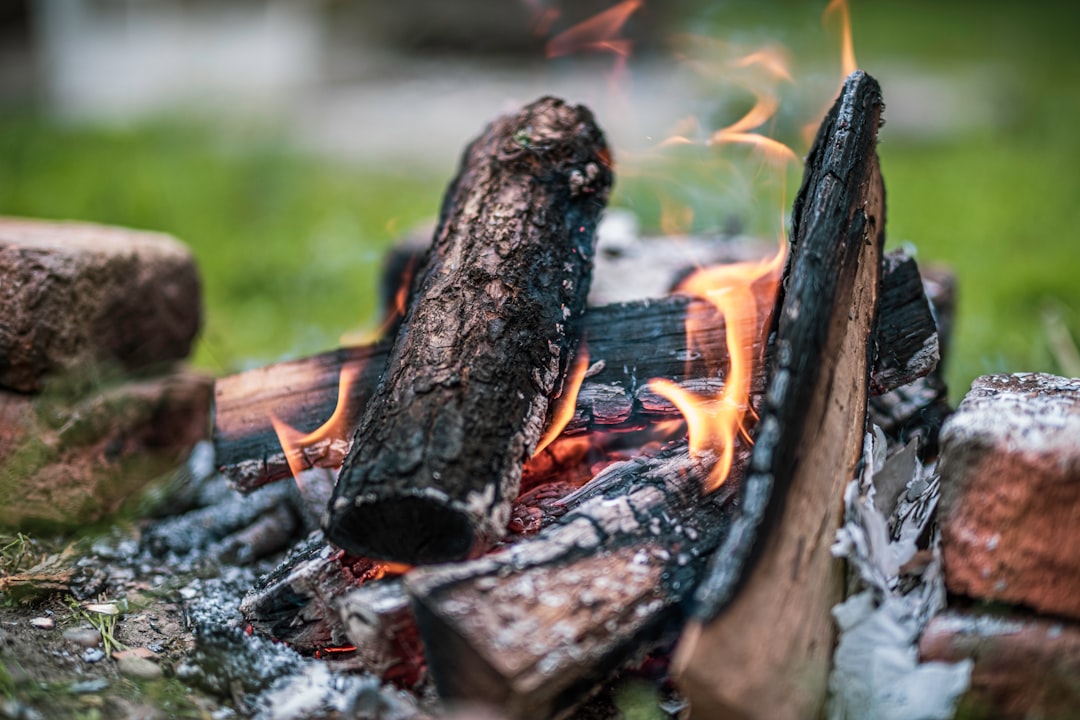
[649,238,785,493]
[534,345,590,456]
[824,0,858,78]
[341,256,417,347]
[545,0,642,61]
[269,360,364,486]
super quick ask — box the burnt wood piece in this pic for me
[871,250,939,394]
[674,71,887,719]
[404,443,743,720]
[325,97,613,564]
[239,534,404,654]
[870,263,956,456]
[337,579,427,689]
[212,256,936,490]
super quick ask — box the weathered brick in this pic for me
[920,609,1080,719]
[0,218,201,392]
[0,371,212,529]
[938,373,1080,619]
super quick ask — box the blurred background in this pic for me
[1,0,1077,399]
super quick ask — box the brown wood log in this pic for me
[212,254,937,491]
[324,96,613,565]
[673,70,887,719]
[404,443,744,720]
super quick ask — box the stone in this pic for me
[116,655,164,681]
[0,371,212,529]
[938,373,1080,619]
[920,609,1080,719]
[63,627,103,648]
[0,217,202,393]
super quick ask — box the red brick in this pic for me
[938,373,1080,619]
[920,609,1080,719]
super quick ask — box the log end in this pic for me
[324,492,487,564]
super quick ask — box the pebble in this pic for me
[82,647,106,663]
[29,617,54,629]
[69,678,110,694]
[116,655,164,681]
[63,627,103,648]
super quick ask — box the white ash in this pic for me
[827,429,971,720]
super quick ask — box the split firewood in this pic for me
[0,218,202,393]
[323,96,613,564]
[212,253,938,491]
[674,70,887,719]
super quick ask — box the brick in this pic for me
[920,609,1080,719]
[0,218,201,392]
[0,371,212,529]
[938,373,1080,619]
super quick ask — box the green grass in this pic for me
[0,118,443,373]
[1,2,1078,398]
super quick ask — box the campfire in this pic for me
[202,64,948,718]
[10,4,1079,720]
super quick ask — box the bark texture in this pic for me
[324,97,612,564]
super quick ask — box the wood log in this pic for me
[323,96,613,564]
[212,254,937,491]
[673,70,887,719]
[0,218,202,393]
[404,443,744,720]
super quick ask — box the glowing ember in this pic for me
[534,345,591,457]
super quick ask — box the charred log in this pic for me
[674,70,887,719]
[213,254,938,490]
[404,443,742,720]
[323,96,612,564]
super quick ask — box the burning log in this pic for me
[674,70,887,719]
[212,253,938,490]
[323,96,613,564]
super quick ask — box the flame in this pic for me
[803,0,859,146]
[341,256,417,347]
[649,233,786,493]
[534,345,590,456]
[545,0,642,61]
[270,360,364,486]
[523,0,560,37]
[824,0,858,78]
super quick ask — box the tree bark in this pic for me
[323,97,613,564]
[674,70,887,720]
[212,254,937,490]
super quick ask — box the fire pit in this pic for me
[4,4,1078,720]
